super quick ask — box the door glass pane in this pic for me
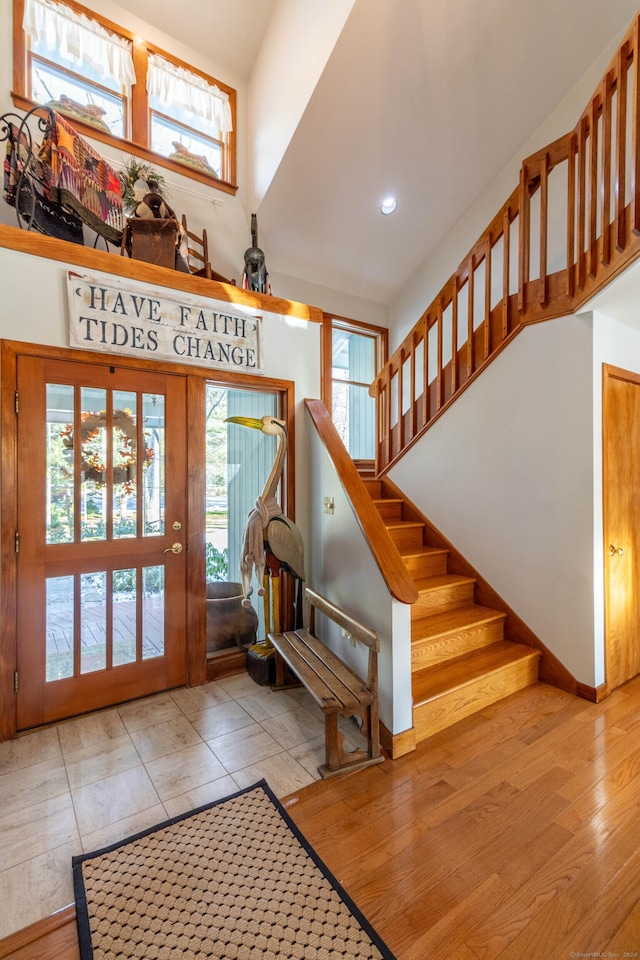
[46,384,74,544]
[207,387,278,645]
[113,390,138,540]
[143,394,164,537]
[80,572,106,674]
[46,575,74,681]
[142,565,164,659]
[113,568,137,665]
[80,387,107,542]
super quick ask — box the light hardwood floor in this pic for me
[2,676,640,960]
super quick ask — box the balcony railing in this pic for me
[370,12,640,474]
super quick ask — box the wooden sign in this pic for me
[66,271,263,374]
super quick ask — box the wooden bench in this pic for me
[268,587,384,779]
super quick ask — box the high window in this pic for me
[323,315,387,462]
[12,0,237,193]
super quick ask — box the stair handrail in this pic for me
[371,11,640,474]
[305,398,418,605]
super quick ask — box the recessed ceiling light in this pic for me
[381,197,397,215]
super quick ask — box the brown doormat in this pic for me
[73,779,396,959]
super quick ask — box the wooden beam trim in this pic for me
[0,226,323,324]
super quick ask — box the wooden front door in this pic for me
[603,364,640,693]
[16,356,187,730]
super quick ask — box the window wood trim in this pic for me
[11,0,238,195]
[321,312,388,413]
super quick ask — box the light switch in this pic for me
[324,496,335,514]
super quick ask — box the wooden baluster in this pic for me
[421,317,428,427]
[589,95,600,278]
[436,303,443,411]
[484,239,491,358]
[540,154,548,306]
[602,71,613,266]
[379,377,387,474]
[383,371,392,471]
[567,133,577,297]
[451,288,458,395]
[632,16,640,236]
[518,164,529,314]
[409,335,416,441]
[376,378,382,472]
[502,206,510,338]
[616,44,628,252]
[578,115,588,289]
[466,262,474,378]
[398,353,404,453]
[389,364,400,460]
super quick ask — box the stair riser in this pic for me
[411,581,475,617]
[413,656,539,742]
[375,501,403,521]
[411,619,504,670]
[363,480,383,498]
[389,527,424,551]
[403,553,449,578]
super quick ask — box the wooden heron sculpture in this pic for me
[225,415,305,656]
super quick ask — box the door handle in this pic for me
[609,544,624,556]
[163,542,183,555]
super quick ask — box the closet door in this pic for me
[603,364,640,692]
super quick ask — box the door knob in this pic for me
[609,544,623,556]
[163,542,183,555]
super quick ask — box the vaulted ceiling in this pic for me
[125,0,640,306]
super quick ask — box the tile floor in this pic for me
[0,672,366,940]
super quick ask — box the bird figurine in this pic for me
[225,415,305,658]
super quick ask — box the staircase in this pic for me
[363,477,540,743]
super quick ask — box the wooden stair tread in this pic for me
[412,640,540,703]
[414,574,475,592]
[384,520,424,531]
[412,603,506,638]
[361,474,541,740]
[400,546,448,559]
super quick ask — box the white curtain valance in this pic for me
[147,54,233,135]
[23,0,136,89]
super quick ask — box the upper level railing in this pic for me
[370,12,640,474]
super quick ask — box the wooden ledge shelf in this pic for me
[0,224,323,325]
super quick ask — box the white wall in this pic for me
[0,0,381,328]
[0,244,322,567]
[272,271,388,329]
[380,21,640,692]
[388,29,628,351]
[305,414,412,734]
[248,0,355,212]
[390,314,598,685]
